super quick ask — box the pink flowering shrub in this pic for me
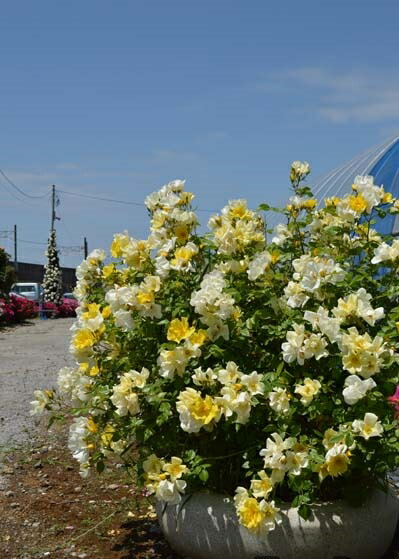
[388,386,399,417]
[0,294,37,325]
[56,298,78,318]
[39,298,78,318]
[0,299,15,322]
[9,294,37,322]
[0,292,77,325]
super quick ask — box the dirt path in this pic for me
[0,318,75,449]
[0,319,178,559]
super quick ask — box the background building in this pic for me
[10,261,76,293]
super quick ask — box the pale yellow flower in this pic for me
[163,457,189,480]
[102,306,112,319]
[348,194,367,213]
[176,388,220,433]
[102,263,115,279]
[250,471,273,499]
[167,317,195,343]
[352,413,383,440]
[237,496,265,531]
[73,329,96,350]
[188,329,207,347]
[111,233,130,258]
[89,365,100,376]
[325,444,350,477]
[294,378,321,406]
[101,424,115,447]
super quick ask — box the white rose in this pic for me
[343,375,376,405]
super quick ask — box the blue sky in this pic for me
[1,0,399,267]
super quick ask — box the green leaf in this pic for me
[276,361,285,376]
[298,503,312,520]
[159,402,171,414]
[184,449,196,462]
[199,469,209,482]
[292,495,301,507]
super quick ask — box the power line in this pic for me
[0,168,51,199]
[0,167,217,212]
[57,188,150,207]
[19,239,47,246]
[57,187,216,213]
[0,175,28,203]
[19,238,83,251]
[60,218,79,245]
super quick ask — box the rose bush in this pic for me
[0,298,15,323]
[40,297,79,318]
[33,163,399,538]
[0,294,37,324]
[0,247,15,297]
[56,298,78,318]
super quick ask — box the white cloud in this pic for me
[259,67,399,124]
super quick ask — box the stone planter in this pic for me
[157,489,399,559]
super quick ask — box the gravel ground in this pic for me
[0,318,75,449]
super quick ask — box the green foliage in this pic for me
[37,168,399,537]
[0,247,16,297]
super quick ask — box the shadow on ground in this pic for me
[113,518,180,559]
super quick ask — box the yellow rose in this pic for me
[73,329,95,350]
[167,317,195,343]
[348,194,367,213]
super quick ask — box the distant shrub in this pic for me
[0,247,16,298]
[40,298,78,319]
[0,294,37,325]
[56,298,78,318]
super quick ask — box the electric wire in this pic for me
[57,188,144,207]
[19,238,82,251]
[60,218,79,246]
[19,239,48,246]
[57,187,216,212]
[0,168,51,199]
[2,174,219,265]
[0,175,28,203]
[0,170,216,212]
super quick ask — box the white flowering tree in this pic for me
[33,167,399,538]
[42,230,62,304]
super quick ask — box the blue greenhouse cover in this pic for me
[267,136,399,235]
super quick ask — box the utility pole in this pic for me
[84,237,88,259]
[51,185,56,231]
[50,184,61,230]
[14,224,18,274]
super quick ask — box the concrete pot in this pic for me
[157,489,399,559]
